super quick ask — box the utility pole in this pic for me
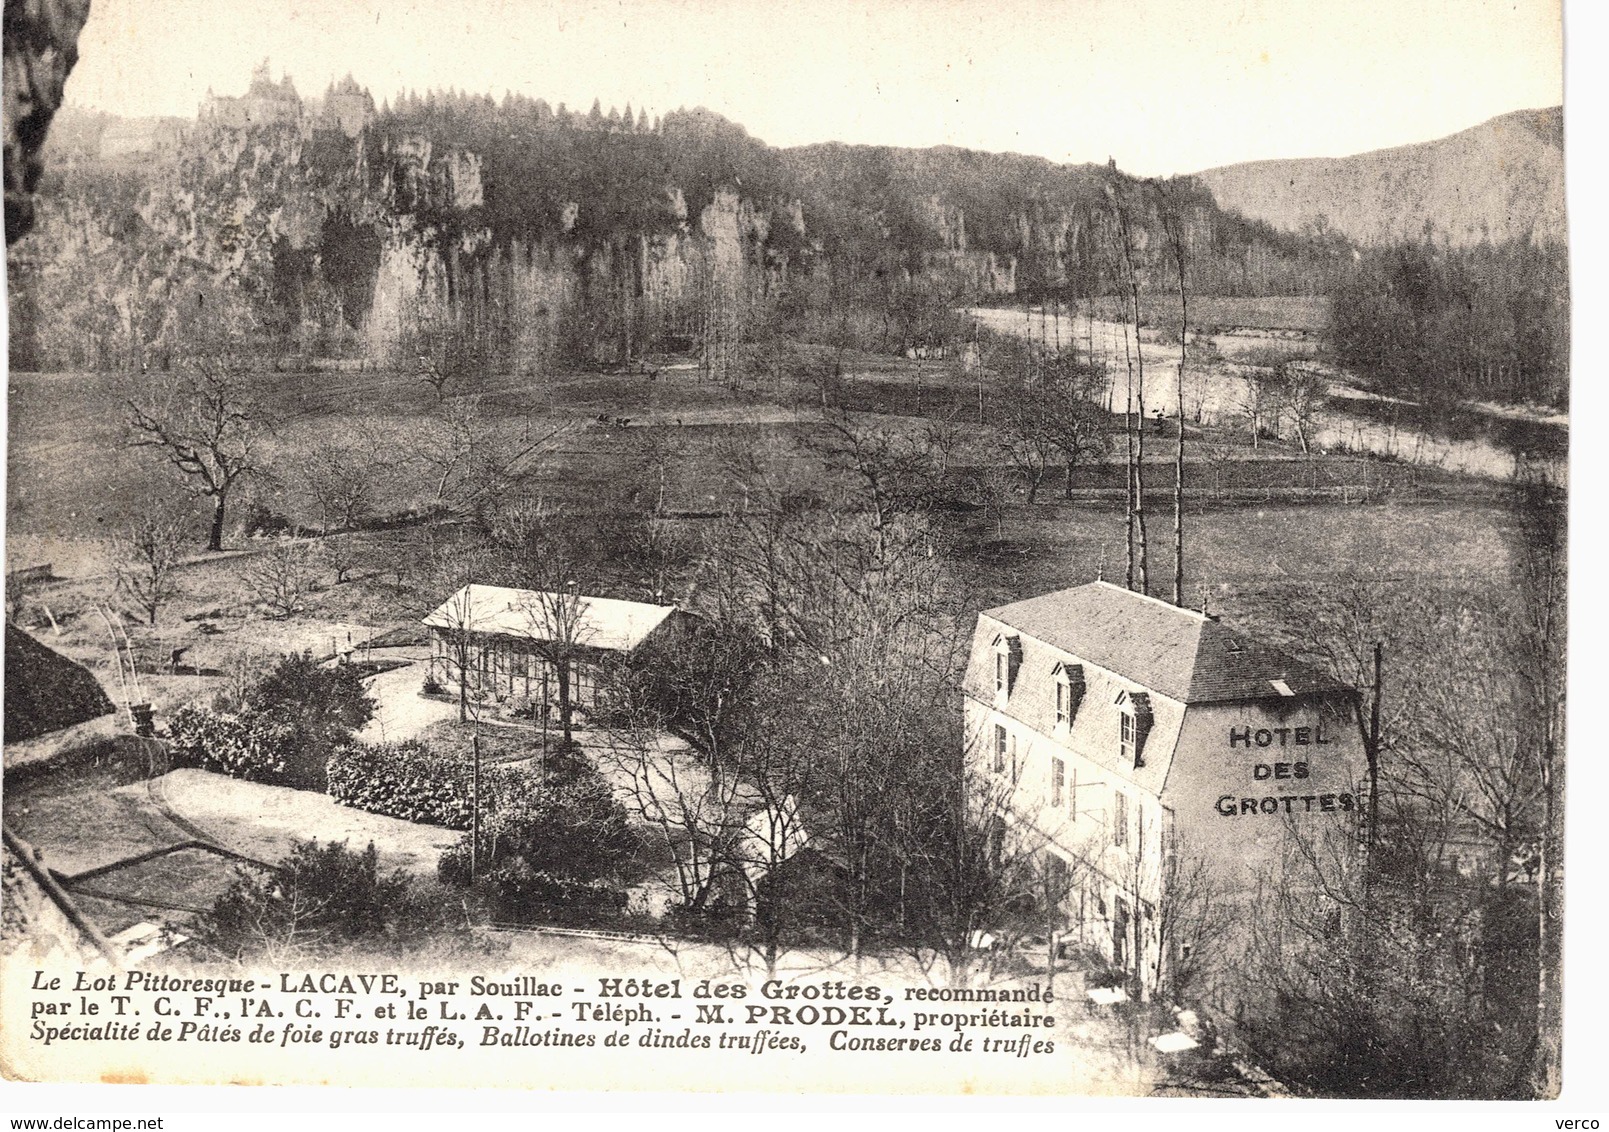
[470,731,482,881]
[1368,641,1382,846]
[1356,640,1383,894]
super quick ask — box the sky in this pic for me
[66,0,1564,176]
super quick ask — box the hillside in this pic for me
[1194,107,1565,246]
[10,87,1346,375]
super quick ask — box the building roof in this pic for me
[421,584,678,653]
[981,581,1348,705]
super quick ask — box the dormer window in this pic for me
[1114,690,1154,768]
[1052,662,1085,728]
[992,634,1022,700]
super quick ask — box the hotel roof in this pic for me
[981,581,1349,705]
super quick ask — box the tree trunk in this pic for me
[458,643,469,723]
[1172,238,1188,606]
[1368,642,1382,860]
[208,492,227,552]
[1130,281,1148,595]
[557,660,574,744]
[1122,316,1136,589]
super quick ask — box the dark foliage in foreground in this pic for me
[437,745,643,925]
[201,840,461,960]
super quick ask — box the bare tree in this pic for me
[1227,811,1531,1099]
[1105,177,1149,593]
[807,416,943,564]
[112,502,189,625]
[997,391,1057,505]
[126,360,272,551]
[410,398,573,517]
[1015,844,1092,993]
[1255,570,1559,1097]
[599,621,819,973]
[897,752,1052,987]
[1235,366,1280,449]
[1197,429,1240,502]
[299,429,391,534]
[1040,365,1114,500]
[520,585,592,746]
[425,571,484,724]
[318,533,361,586]
[597,705,748,916]
[1513,467,1565,1097]
[996,361,1112,507]
[492,505,596,745]
[399,299,472,402]
[246,540,314,619]
[1158,181,1191,605]
[1270,362,1327,457]
[1389,601,1541,890]
[730,703,822,978]
[1151,836,1234,1005]
[970,466,1014,543]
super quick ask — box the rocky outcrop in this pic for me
[3,0,92,243]
[10,87,1354,372]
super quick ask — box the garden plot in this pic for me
[64,843,266,936]
[146,768,460,876]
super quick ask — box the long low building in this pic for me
[422,584,686,715]
[963,580,1366,997]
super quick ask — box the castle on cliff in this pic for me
[199,62,374,139]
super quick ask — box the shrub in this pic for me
[167,653,377,791]
[243,504,295,538]
[203,839,420,960]
[477,859,627,925]
[491,767,640,880]
[328,739,507,828]
[436,751,642,926]
[166,704,297,783]
[247,652,374,725]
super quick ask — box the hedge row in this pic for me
[326,740,522,829]
[167,705,301,785]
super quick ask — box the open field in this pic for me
[7,349,1521,540]
[7,347,1530,733]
